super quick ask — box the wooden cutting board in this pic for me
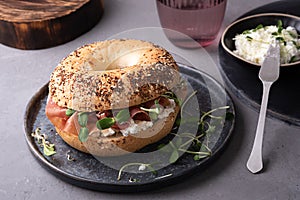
[0,0,104,50]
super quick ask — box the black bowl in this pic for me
[221,13,300,67]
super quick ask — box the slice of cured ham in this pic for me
[46,96,171,136]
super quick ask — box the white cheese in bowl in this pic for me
[233,21,300,65]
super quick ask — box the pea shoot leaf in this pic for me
[78,127,89,142]
[115,109,130,123]
[149,112,158,121]
[78,112,88,127]
[96,117,115,130]
[169,150,179,164]
[43,143,56,156]
[66,108,75,116]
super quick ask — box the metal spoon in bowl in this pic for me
[246,41,280,173]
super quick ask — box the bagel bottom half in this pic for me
[54,105,180,157]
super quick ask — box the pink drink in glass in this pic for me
[156,0,227,48]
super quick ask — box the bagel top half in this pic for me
[49,39,180,112]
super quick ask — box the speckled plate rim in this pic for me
[221,12,300,67]
[23,64,236,193]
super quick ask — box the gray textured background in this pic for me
[0,0,299,199]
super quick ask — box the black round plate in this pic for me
[218,0,300,126]
[23,64,235,193]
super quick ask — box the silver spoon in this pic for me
[246,41,280,173]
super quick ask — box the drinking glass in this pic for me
[156,0,227,48]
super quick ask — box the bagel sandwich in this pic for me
[45,39,184,156]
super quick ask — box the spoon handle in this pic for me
[247,81,272,173]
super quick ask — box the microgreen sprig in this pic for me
[180,90,197,119]
[161,91,182,105]
[31,128,56,156]
[78,112,89,142]
[78,112,88,127]
[199,105,230,122]
[159,132,212,164]
[117,162,157,181]
[140,100,160,115]
[96,109,130,130]
[96,117,115,129]
[78,127,89,142]
[66,108,75,116]
[115,92,233,181]
[159,103,231,164]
